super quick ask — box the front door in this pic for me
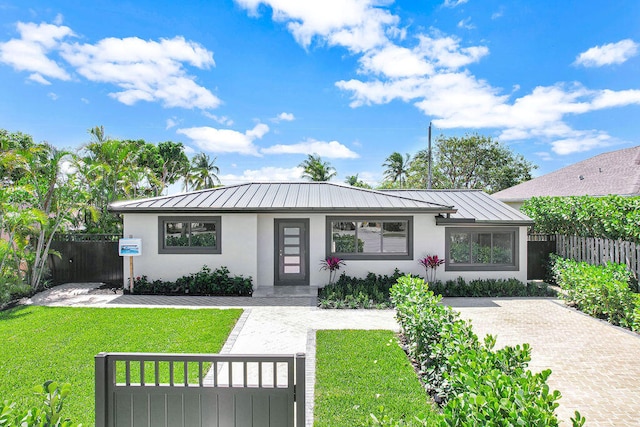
[274,219,309,286]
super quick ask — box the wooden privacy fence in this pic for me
[556,234,640,280]
[95,352,306,427]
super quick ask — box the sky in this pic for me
[1,0,639,191]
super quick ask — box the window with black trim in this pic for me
[326,216,412,260]
[445,227,518,271]
[158,216,221,254]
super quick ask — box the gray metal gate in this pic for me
[95,352,306,427]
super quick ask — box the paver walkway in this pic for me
[25,284,640,426]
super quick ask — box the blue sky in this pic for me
[1,0,639,190]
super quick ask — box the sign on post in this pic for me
[119,238,142,293]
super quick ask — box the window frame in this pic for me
[326,216,413,260]
[445,227,518,271]
[158,215,221,254]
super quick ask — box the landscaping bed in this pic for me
[318,270,555,309]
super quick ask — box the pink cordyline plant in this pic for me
[320,256,346,284]
[419,255,445,283]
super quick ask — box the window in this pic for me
[326,216,412,260]
[158,216,221,254]
[445,227,518,271]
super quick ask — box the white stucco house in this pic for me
[109,182,532,292]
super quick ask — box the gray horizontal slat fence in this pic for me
[95,352,305,427]
[556,234,640,281]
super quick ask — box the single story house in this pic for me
[109,182,532,292]
[493,145,640,210]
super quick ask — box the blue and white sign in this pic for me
[119,238,142,256]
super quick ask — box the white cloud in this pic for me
[262,138,359,158]
[176,123,269,156]
[235,0,399,52]
[535,151,553,162]
[443,0,468,7]
[61,36,220,109]
[47,92,58,100]
[0,21,221,109]
[80,97,89,104]
[166,118,178,129]
[203,112,234,126]
[219,166,304,184]
[416,34,488,69]
[359,44,434,77]
[273,112,295,122]
[575,39,639,67]
[0,22,73,82]
[28,72,51,85]
[457,18,475,30]
[551,131,613,155]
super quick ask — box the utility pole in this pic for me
[427,122,433,189]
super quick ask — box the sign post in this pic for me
[118,238,142,293]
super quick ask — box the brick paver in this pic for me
[444,298,640,427]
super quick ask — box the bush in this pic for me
[390,275,584,426]
[318,273,552,308]
[0,380,80,427]
[131,266,253,296]
[551,255,638,329]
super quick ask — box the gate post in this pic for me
[295,352,306,426]
[95,352,108,427]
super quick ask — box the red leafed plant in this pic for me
[320,256,346,284]
[419,255,445,283]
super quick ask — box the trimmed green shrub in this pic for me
[522,195,640,242]
[551,255,638,329]
[318,273,552,308]
[131,265,253,296]
[0,381,80,427]
[390,275,584,426]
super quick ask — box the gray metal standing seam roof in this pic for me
[109,182,457,213]
[384,189,533,224]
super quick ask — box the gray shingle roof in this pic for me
[109,182,457,213]
[383,189,533,224]
[493,145,640,202]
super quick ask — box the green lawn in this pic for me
[314,330,442,426]
[0,306,242,426]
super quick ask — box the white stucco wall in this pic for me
[123,212,528,290]
[122,213,258,284]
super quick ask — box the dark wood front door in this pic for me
[274,219,309,286]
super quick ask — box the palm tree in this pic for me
[190,152,220,190]
[345,174,371,189]
[382,152,411,188]
[299,154,336,182]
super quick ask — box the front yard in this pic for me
[0,306,242,426]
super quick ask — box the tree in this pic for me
[1,142,89,290]
[299,154,336,182]
[382,152,411,188]
[189,152,220,190]
[345,174,372,189]
[427,134,535,193]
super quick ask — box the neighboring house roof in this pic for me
[384,189,533,225]
[493,145,640,202]
[109,182,457,214]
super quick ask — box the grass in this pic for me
[314,330,441,426]
[0,305,242,426]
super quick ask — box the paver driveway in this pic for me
[444,298,640,427]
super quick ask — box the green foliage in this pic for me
[314,330,442,427]
[0,381,80,427]
[318,273,552,308]
[406,134,536,193]
[132,265,253,296]
[390,275,578,426]
[0,306,241,425]
[298,154,337,181]
[522,195,640,242]
[551,256,638,329]
[332,234,364,253]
